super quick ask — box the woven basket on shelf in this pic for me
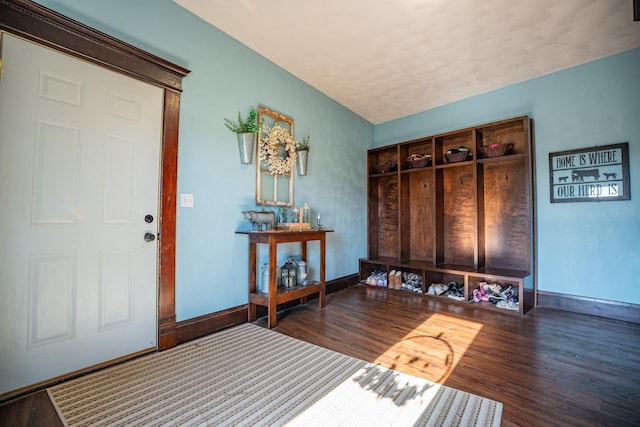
[478,142,514,158]
[407,154,432,169]
[444,151,472,163]
[373,161,397,174]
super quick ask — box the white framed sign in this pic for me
[549,142,630,203]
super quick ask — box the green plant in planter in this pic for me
[297,134,311,151]
[224,109,261,134]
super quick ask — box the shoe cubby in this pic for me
[389,266,423,293]
[468,274,527,315]
[362,116,535,316]
[423,270,466,299]
[359,259,389,284]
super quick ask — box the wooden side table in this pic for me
[236,230,332,328]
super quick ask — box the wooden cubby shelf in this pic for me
[363,116,536,316]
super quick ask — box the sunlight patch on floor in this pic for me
[373,312,483,383]
[288,365,444,426]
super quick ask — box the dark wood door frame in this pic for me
[0,0,190,351]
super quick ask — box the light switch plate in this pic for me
[180,193,194,208]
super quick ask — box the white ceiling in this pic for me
[174,0,640,124]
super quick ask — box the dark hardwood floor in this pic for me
[258,285,640,427]
[0,391,63,427]
[2,284,640,426]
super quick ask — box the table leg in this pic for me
[300,240,308,304]
[248,241,257,322]
[319,234,326,308]
[267,235,278,328]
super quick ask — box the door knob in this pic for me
[144,232,156,242]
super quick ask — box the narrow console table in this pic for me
[236,229,332,328]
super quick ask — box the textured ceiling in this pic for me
[174,0,640,124]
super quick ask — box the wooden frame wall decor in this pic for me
[549,142,630,203]
[256,105,295,207]
[0,0,190,355]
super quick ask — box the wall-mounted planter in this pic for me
[237,133,255,164]
[297,150,308,175]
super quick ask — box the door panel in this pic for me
[0,33,163,394]
[28,253,77,347]
[32,120,81,225]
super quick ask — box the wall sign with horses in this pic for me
[549,142,630,203]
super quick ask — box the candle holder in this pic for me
[314,211,324,230]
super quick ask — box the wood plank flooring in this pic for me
[0,391,63,427]
[258,285,640,427]
[2,284,639,426]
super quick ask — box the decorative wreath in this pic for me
[259,124,298,175]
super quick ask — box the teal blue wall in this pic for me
[376,48,640,304]
[30,1,640,313]
[35,0,372,320]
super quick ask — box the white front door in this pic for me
[0,33,163,394]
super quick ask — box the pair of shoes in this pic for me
[487,283,502,295]
[393,270,403,290]
[428,282,448,296]
[499,284,512,295]
[476,287,491,301]
[484,283,513,296]
[472,287,491,302]
[447,282,465,301]
[404,272,422,292]
[497,300,519,311]
[488,285,506,298]
[488,295,506,304]
[389,270,395,288]
[484,283,514,298]
[366,272,383,286]
[366,270,386,286]
[389,270,405,290]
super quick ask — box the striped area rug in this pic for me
[48,323,502,426]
